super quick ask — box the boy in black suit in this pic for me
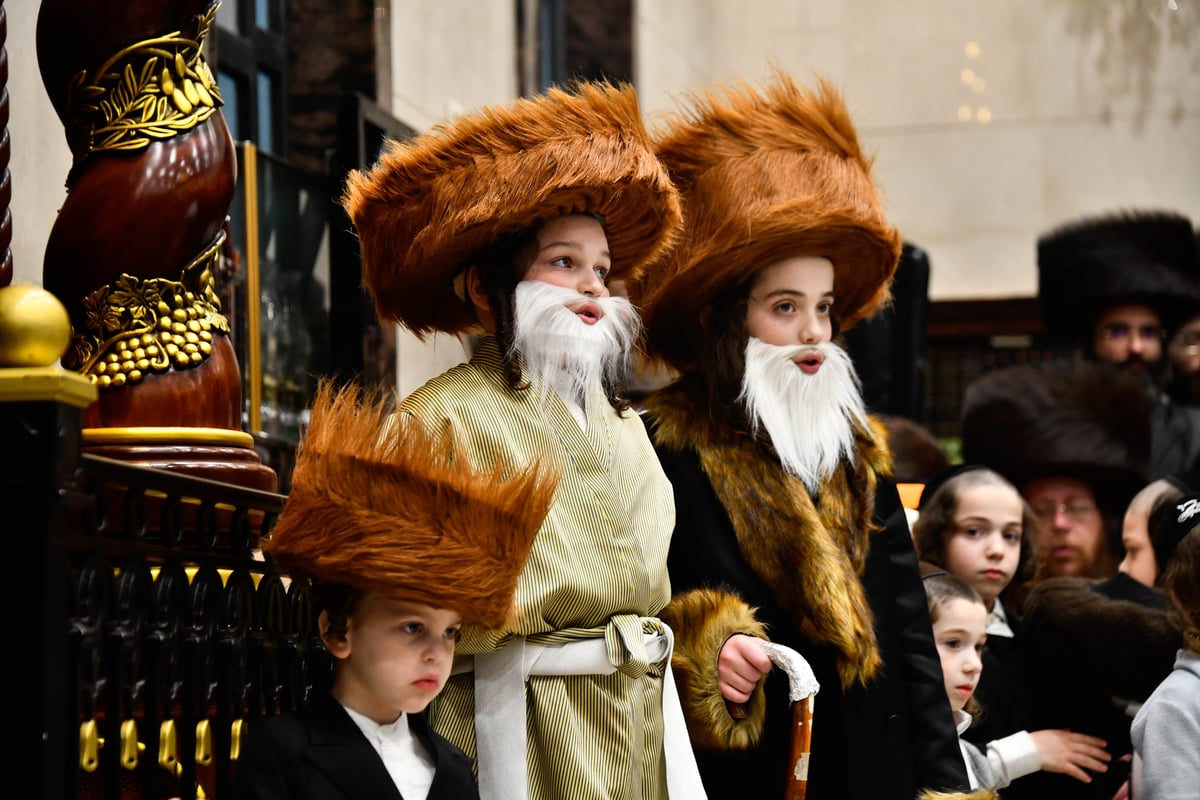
[232,381,557,799]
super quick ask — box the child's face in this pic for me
[944,483,1024,607]
[522,214,612,303]
[932,597,987,715]
[1118,505,1157,587]
[745,256,835,354]
[324,592,462,725]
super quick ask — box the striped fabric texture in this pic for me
[400,336,677,800]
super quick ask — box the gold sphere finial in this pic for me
[0,285,73,367]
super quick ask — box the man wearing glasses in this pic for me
[1037,209,1200,479]
[961,360,1151,586]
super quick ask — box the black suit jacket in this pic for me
[231,692,479,800]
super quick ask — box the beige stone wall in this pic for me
[384,0,520,395]
[7,1,1198,392]
[635,0,1200,301]
[6,3,73,289]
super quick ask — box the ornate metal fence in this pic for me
[7,392,322,800]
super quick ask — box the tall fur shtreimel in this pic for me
[342,82,681,338]
[265,380,559,629]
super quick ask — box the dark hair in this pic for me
[1149,492,1200,583]
[312,580,366,643]
[1160,524,1200,652]
[878,415,950,485]
[913,467,1037,590]
[696,284,754,424]
[470,220,632,413]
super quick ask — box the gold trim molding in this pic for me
[64,4,223,166]
[82,426,255,448]
[65,234,231,391]
[0,367,98,408]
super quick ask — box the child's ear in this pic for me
[318,610,352,660]
[699,305,711,329]
[465,265,490,314]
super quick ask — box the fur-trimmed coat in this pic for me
[644,379,968,800]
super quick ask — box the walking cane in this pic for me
[763,642,820,800]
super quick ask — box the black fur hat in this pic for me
[1038,209,1200,344]
[959,360,1151,516]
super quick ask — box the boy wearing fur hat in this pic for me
[634,72,968,800]
[232,382,558,800]
[341,83,705,800]
[1038,209,1200,478]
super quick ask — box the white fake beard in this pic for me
[738,337,868,493]
[510,280,641,412]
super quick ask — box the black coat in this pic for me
[653,440,968,800]
[961,612,1053,800]
[1019,572,1181,800]
[231,692,479,800]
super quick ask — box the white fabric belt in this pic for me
[455,619,707,800]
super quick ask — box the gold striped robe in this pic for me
[399,336,676,800]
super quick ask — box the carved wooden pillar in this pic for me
[37,0,276,490]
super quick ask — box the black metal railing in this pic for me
[7,396,322,800]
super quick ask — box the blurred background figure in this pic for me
[1019,473,1197,800]
[1037,209,1200,478]
[878,413,952,526]
[1163,228,1200,409]
[1130,491,1200,799]
[960,360,1151,597]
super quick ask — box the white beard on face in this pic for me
[510,280,642,412]
[739,337,868,493]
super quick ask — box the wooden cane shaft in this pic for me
[785,696,814,800]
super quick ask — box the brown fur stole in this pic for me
[647,381,889,690]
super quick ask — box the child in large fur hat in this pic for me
[342,80,680,341]
[635,69,969,800]
[232,381,557,800]
[337,82,707,800]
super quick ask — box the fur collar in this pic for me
[646,377,891,688]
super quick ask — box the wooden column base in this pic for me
[82,427,279,493]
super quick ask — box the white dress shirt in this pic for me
[344,706,436,800]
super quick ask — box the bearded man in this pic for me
[342,83,706,800]
[636,73,968,800]
[1037,209,1200,478]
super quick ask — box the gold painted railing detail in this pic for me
[66,234,230,389]
[63,4,222,165]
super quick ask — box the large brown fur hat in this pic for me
[342,81,681,338]
[264,380,558,629]
[959,360,1151,516]
[636,70,902,373]
[1038,208,1200,342]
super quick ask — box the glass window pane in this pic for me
[257,71,277,153]
[256,0,280,32]
[218,70,243,141]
